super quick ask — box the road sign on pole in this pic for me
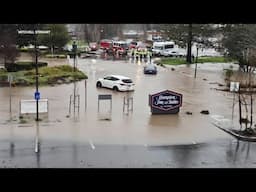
[34,91,40,100]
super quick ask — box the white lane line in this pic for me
[89,140,95,150]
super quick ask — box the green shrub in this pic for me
[0,68,7,73]
[0,74,7,81]
[0,64,87,86]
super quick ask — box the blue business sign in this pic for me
[149,90,182,114]
[34,91,40,100]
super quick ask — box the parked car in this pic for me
[161,49,185,57]
[96,75,135,91]
[144,63,157,75]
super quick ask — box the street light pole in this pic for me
[34,26,39,121]
[194,46,199,78]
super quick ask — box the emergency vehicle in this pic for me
[100,39,113,50]
[112,41,128,55]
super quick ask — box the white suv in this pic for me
[96,75,135,91]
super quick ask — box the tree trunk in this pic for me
[186,24,192,63]
[83,24,90,45]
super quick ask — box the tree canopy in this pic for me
[0,24,19,64]
[161,24,219,63]
[37,24,70,51]
[221,24,256,72]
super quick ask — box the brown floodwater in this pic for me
[0,57,249,146]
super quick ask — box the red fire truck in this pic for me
[100,39,129,59]
[100,39,113,50]
[112,41,128,55]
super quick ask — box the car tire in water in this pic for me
[113,86,119,91]
[96,82,102,88]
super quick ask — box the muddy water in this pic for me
[0,57,247,146]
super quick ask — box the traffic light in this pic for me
[72,41,77,52]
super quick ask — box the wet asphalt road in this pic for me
[0,137,255,168]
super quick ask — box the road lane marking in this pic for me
[89,140,95,150]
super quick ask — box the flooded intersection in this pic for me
[0,57,253,167]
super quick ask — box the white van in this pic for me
[152,41,175,56]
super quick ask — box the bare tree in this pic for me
[0,24,19,67]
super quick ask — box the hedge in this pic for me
[5,61,48,72]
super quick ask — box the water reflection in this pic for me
[9,142,15,157]
[168,144,203,168]
[71,122,79,167]
[35,121,40,168]
[148,114,181,127]
[9,114,15,158]
[226,139,252,164]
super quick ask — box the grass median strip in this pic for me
[160,56,235,65]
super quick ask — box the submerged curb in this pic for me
[213,123,256,142]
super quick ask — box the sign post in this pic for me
[149,90,182,114]
[230,81,240,120]
[98,94,112,119]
